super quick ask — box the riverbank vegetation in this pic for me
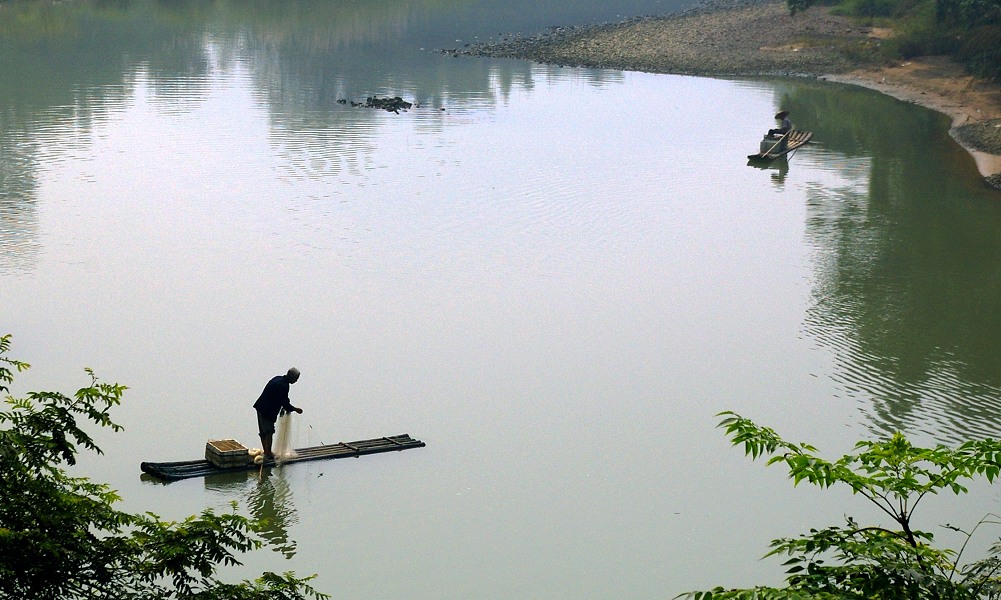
[0,335,328,599]
[684,411,1001,599]
[792,0,1001,78]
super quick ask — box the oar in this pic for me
[761,129,792,157]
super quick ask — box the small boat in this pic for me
[140,434,425,482]
[748,130,813,162]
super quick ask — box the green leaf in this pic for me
[0,334,329,600]
[712,409,1001,600]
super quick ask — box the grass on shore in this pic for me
[809,0,1001,78]
[790,34,888,64]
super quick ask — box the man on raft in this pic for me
[253,367,304,460]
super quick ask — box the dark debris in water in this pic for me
[336,95,420,114]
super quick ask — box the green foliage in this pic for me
[846,0,952,58]
[679,411,1001,600]
[0,335,28,394]
[788,0,818,17]
[823,0,1001,24]
[682,588,843,599]
[836,0,901,17]
[956,25,1001,78]
[828,0,925,18]
[820,0,1001,69]
[936,0,1001,27]
[890,27,962,59]
[0,334,329,600]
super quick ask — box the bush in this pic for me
[0,334,329,600]
[829,0,926,18]
[937,0,1001,27]
[680,411,1001,600]
[957,25,1001,78]
[885,22,962,58]
[788,0,817,16]
[839,0,900,18]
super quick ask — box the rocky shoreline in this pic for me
[451,0,877,77]
[447,0,1001,190]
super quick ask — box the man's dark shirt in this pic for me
[253,375,298,421]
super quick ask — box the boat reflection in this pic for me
[747,154,789,187]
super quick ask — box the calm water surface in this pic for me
[4,0,1001,598]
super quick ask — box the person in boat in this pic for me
[254,367,303,460]
[766,110,793,151]
[768,110,793,136]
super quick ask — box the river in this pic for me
[3,0,1001,597]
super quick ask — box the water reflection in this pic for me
[205,468,299,558]
[0,196,39,276]
[747,155,789,188]
[0,0,651,266]
[8,1,1001,592]
[781,80,1001,443]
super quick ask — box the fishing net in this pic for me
[272,412,300,465]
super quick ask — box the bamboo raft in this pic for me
[140,434,425,481]
[748,130,813,162]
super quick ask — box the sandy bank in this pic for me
[454,0,1001,189]
[828,59,1001,181]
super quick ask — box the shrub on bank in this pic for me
[887,22,961,58]
[0,334,329,599]
[956,25,1001,78]
[681,412,1001,600]
[799,0,1001,80]
[833,0,900,18]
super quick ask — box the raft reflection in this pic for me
[204,468,299,558]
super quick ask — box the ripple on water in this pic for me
[805,296,1001,444]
